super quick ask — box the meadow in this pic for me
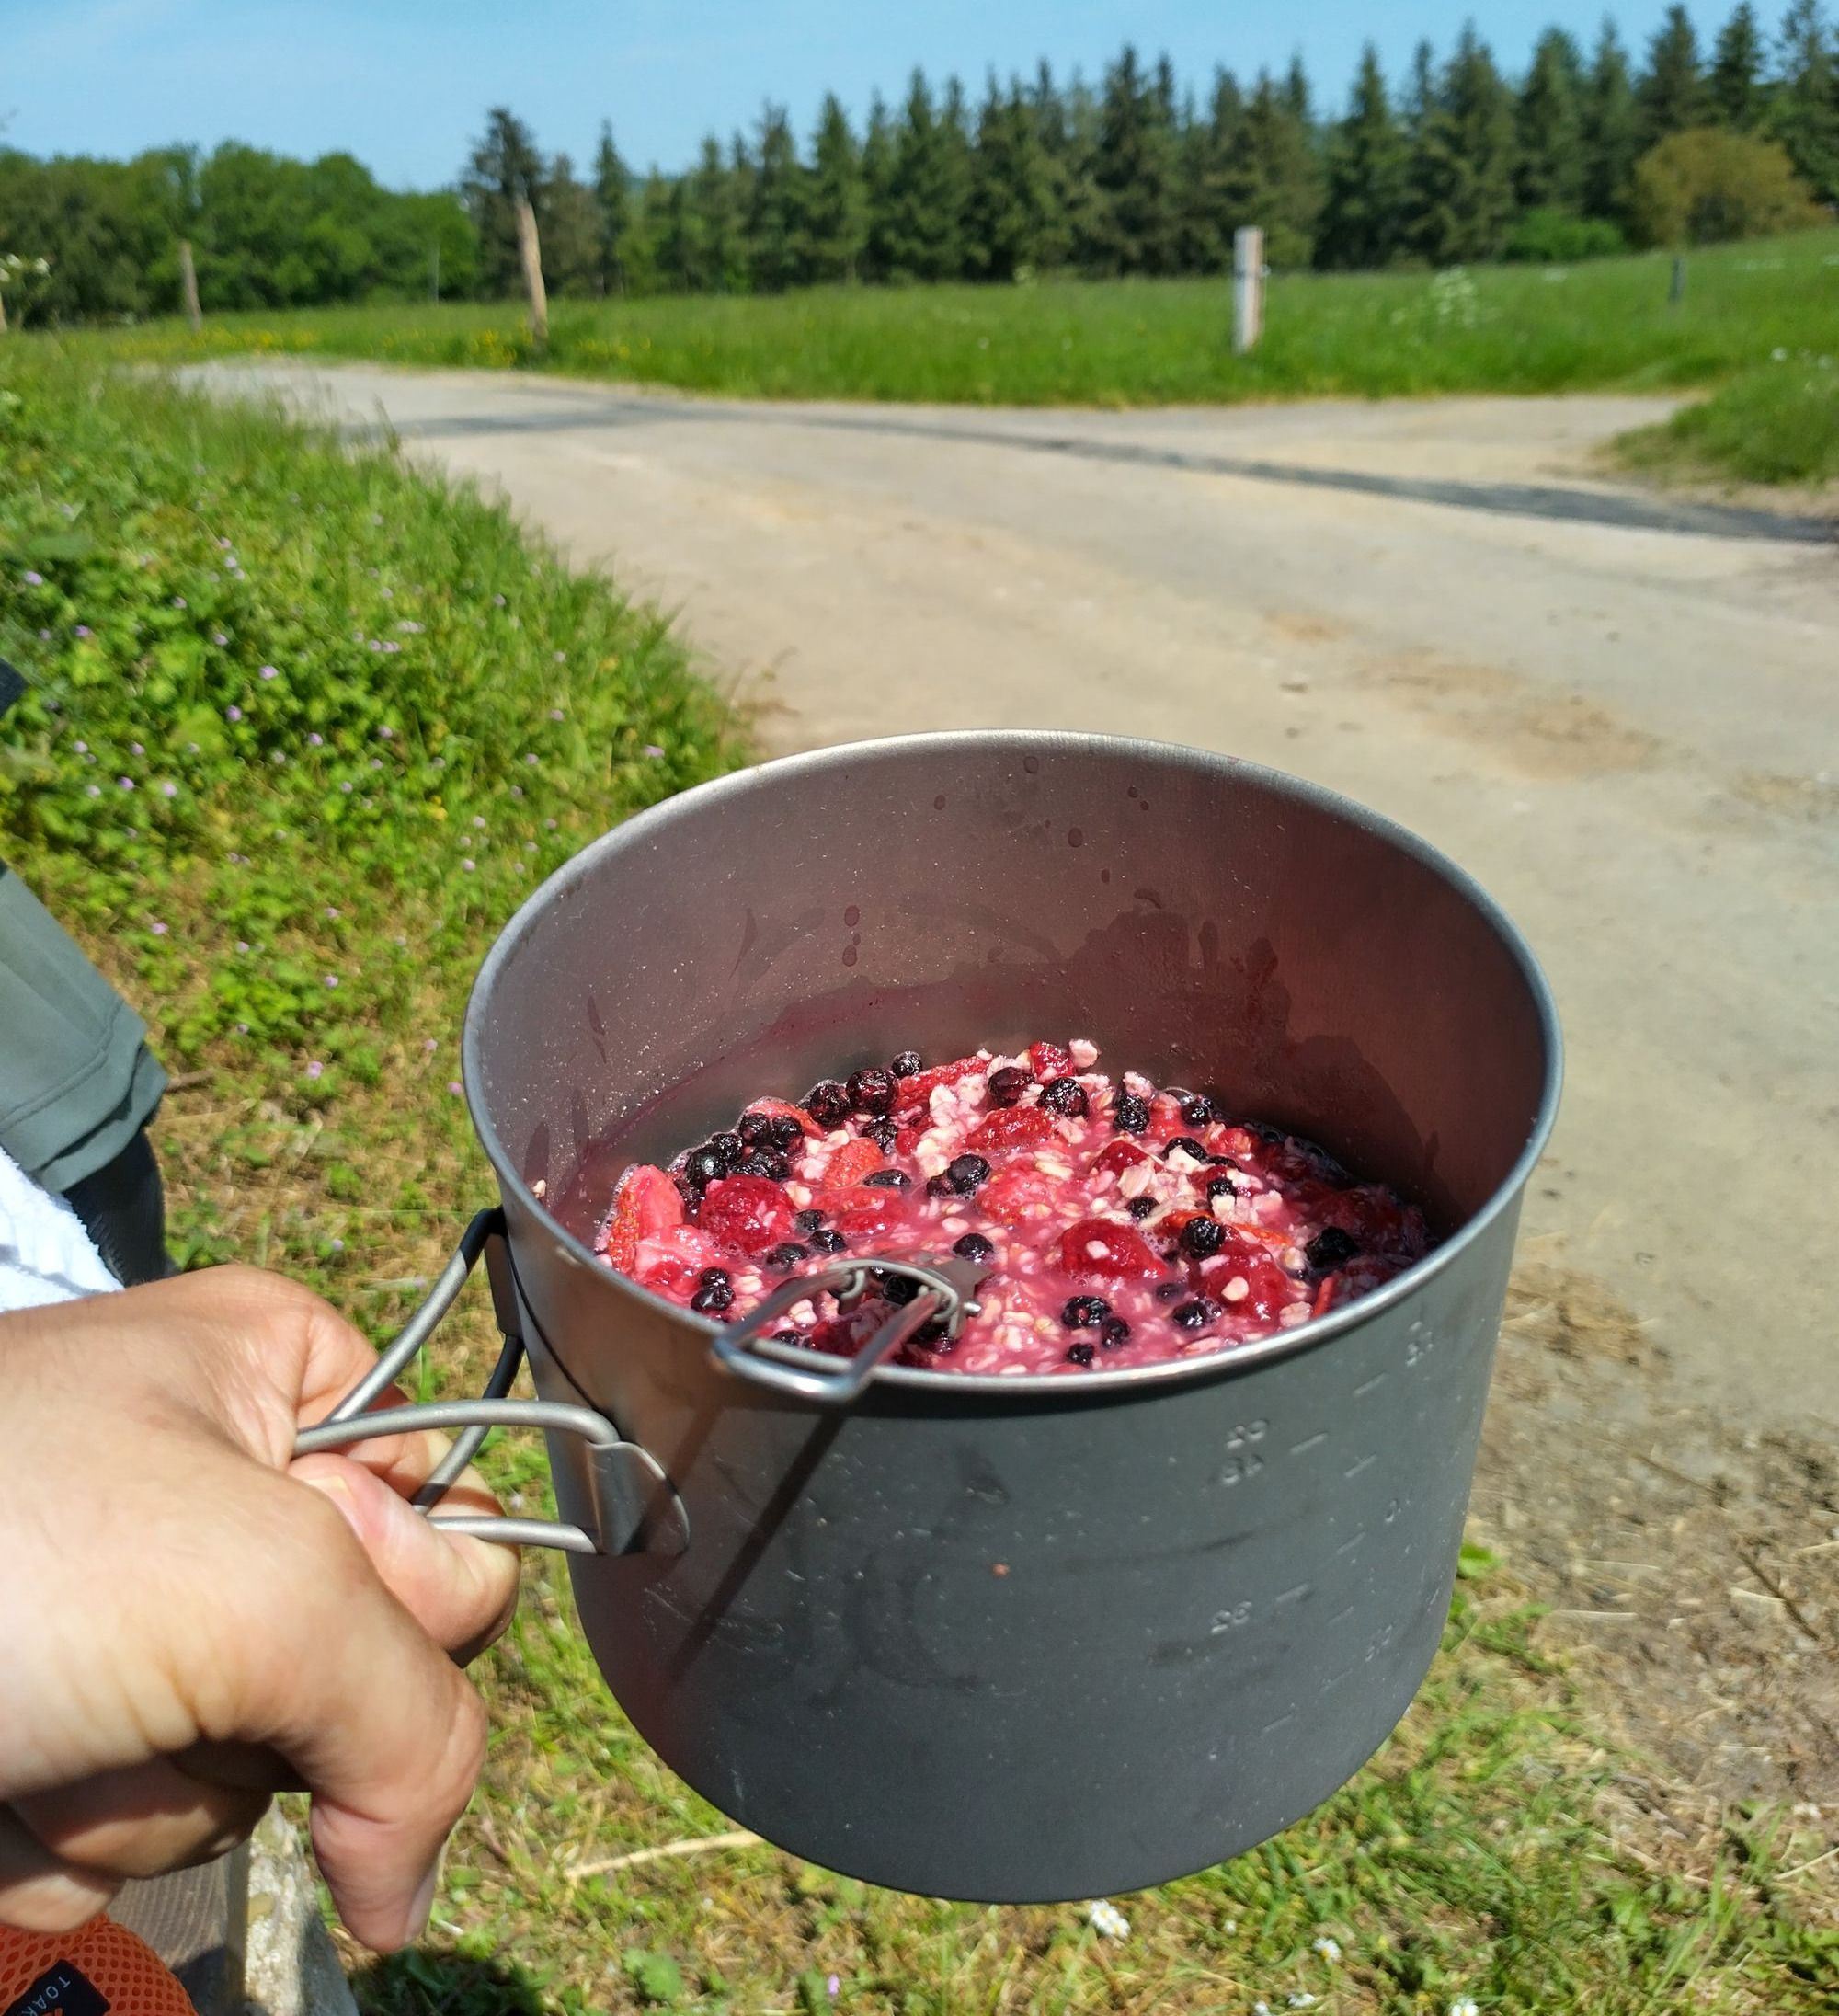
[2,346,1834,2013]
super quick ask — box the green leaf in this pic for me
[623,1950,684,2006]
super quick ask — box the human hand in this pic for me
[0,1266,521,1950]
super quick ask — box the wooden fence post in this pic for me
[1669,255,1686,307]
[516,199,548,356]
[178,238,202,330]
[1232,225,1264,354]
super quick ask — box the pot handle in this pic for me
[709,1255,986,1403]
[295,1207,688,1558]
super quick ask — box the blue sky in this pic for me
[6,0,1742,188]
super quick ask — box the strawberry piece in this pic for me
[1091,1137,1150,1179]
[634,1224,725,1297]
[1028,1041,1072,1082]
[1148,1094,1188,1140]
[979,1167,1055,1226]
[1057,1218,1163,1283]
[831,1186,915,1240]
[699,1174,795,1255]
[968,1105,1056,1154]
[822,1139,884,1189]
[1201,1249,1293,1321]
[744,1095,822,1140]
[895,1053,987,1111]
[599,1163,683,1273]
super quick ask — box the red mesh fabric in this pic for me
[0,1915,198,2014]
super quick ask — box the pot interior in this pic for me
[466,734,1555,1257]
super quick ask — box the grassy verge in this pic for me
[1614,353,1839,488]
[71,229,1839,420]
[3,349,1833,2013]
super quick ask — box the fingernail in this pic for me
[405,1860,440,1942]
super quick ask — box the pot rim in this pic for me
[463,730,1563,1398]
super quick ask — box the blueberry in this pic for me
[862,1168,910,1189]
[1128,1197,1158,1220]
[740,1112,803,1153]
[1065,1341,1097,1367]
[682,1147,723,1189]
[1061,1295,1111,1328]
[1040,1076,1088,1118]
[1155,1280,1187,1302]
[944,1152,989,1194]
[911,1318,953,1350]
[805,1080,851,1128]
[863,1116,898,1151]
[1181,1094,1216,1127]
[735,1151,787,1179]
[890,1050,922,1078]
[771,1329,807,1345]
[952,1231,995,1263]
[762,1242,809,1269]
[986,1066,1032,1107]
[793,1208,828,1234]
[848,1067,896,1115]
[1206,1174,1239,1203]
[1099,1316,1132,1349]
[1306,1225,1362,1271]
[876,1271,920,1305]
[1181,1216,1225,1259]
[926,1173,954,1197]
[1113,1092,1149,1133]
[709,1130,745,1170]
[1170,1297,1222,1330]
[691,1281,734,1314]
[808,1228,847,1254]
[1163,1136,1207,1162]
[698,1266,731,1289]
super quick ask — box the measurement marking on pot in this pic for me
[1328,1605,1354,1626]
[1210,1602,1253,1633]
[1289,1431,1327,1457]
[1219,1452,1264,1486]
[1274,1582,1311,1607]
[1334,1531,1365,1558]
[1343,1453,1376,1480]
[1354,1371,1388,1397]
[1262,1713,1296,1735]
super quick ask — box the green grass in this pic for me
[4,349,1835,2014]
[76,229,1839,415]
[1615,352,1839,487]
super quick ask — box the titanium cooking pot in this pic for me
[300,731,1560,1902]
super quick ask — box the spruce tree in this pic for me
[862,94,898,281]
[1024,61,1075,269]
[1582,21,1641,222]
[968,74,1060,279]
[748,103,806,292]
[806,94,868,281]
[938,76,977,276]
[541,152,601,295]
[1092,44,1182,273]
[684,134,744,292]
[462,107,545,296]
[1177,68,1243,272]
[1517,28,1586,211]
[1413,25,1518,263]
[1228,69,1327,268]
[620,169,668,296]
[886,69,964,280]
[1710,4,1767,126]
[1319,44,1410,269]
[1059,71,1111,269]
[1770,0,1839,200]
[591,121,631,294]
[1637,4,1709,145]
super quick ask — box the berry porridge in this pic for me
[584,1041,1432,1377]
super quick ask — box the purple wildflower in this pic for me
[236,941,250,953]
[548,707,565,721]
[74,739,87,753]
[74,624,91,638]
[827,1976,840,1999]
[118,776,135,790]
[131,741,144,755]
[172,596,187,609]
[447,1079,463,1096]
[225,704,243,723]
[323,975,338,989]
[150,921,168,936]
[308,731,324,747]
[213,631,229,646]
[378,725,394,739]
[472,815,485,830]
[260,665,278,681]
[424,1037,438,1053]
[644,743,666,759]
[86,785,101,797]
[235,1023,249,1035]
[23,570,43,586]
[160,781,177,798]
[461,858,475,872]
[306,1060,325,1080]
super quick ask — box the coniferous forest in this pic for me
[2,2,1834,324]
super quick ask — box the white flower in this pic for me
[1288,1998,1317,2010]
[1312,1936,1341,1962]
[1450,1999,1479,2016]
[1086,1899,1129,1940]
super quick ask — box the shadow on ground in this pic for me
[348,1952,549,2015]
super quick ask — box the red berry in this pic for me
[895,1052,987,1111]
[1057,1218,1163,1283]
[698,1174,795,1255]
[968,1105,1056,1154]
[823,1139,884,1189]
[1028,1041,1073,1081]
[599,1163,682,1272]
[1090,1137,1149,1179]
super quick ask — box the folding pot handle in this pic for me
[710,1254,987,1403]
[295,1207,687,1557]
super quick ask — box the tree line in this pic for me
[3,1,1835,323]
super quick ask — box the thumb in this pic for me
[289,1456,520,1665]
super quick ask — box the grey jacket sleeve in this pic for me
[0,859,167,1193]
